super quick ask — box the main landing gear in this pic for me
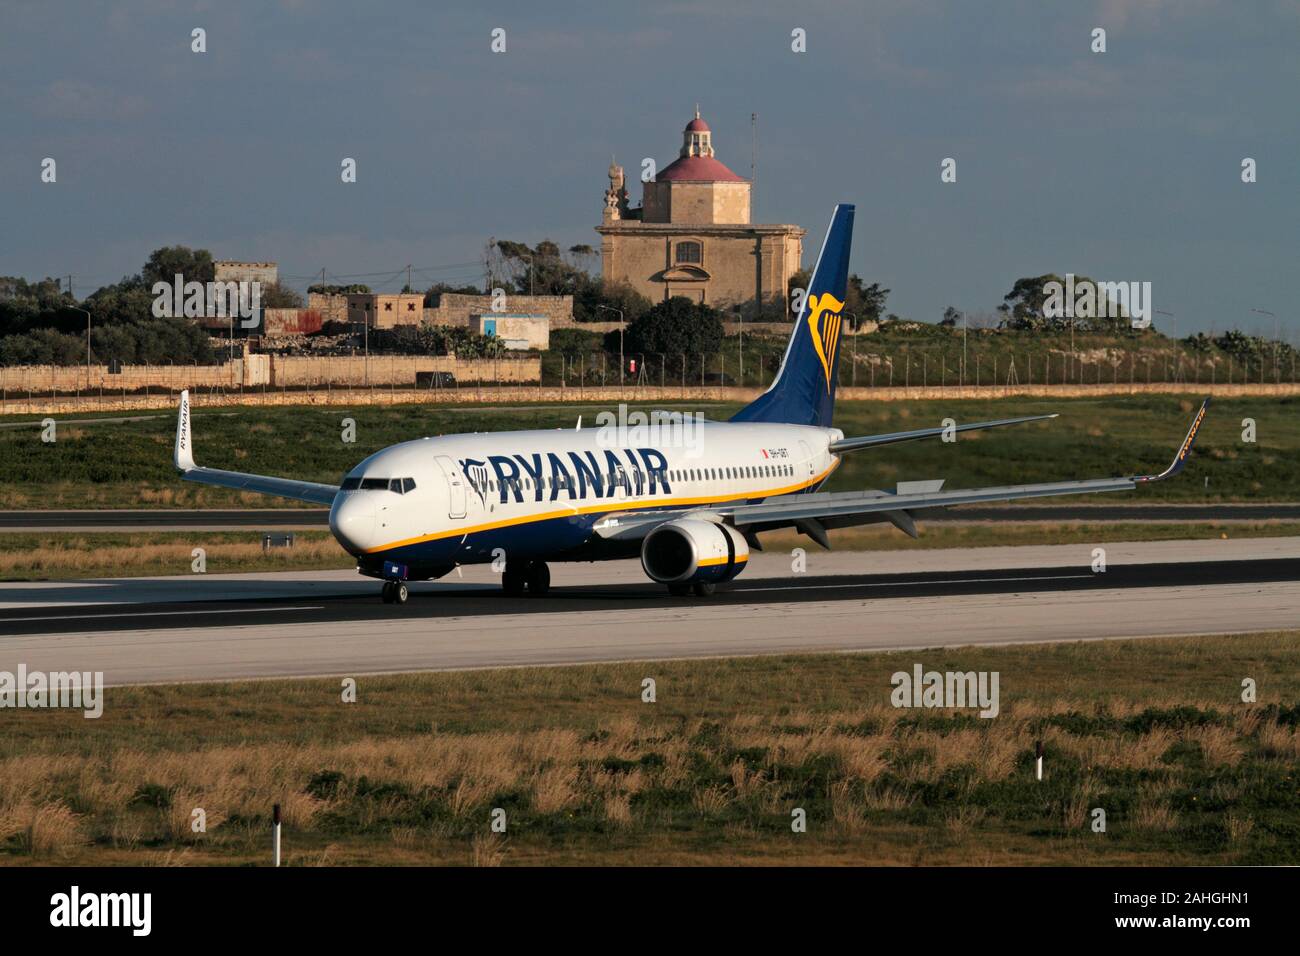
[502,560,551,597]
[667,580,715,598]
[381,580,409,604]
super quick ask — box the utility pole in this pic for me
[69,306,91,389]
[1157,310,1178,382]
[1252,308,1278,379]
[1156,309,1176,340]
[407,263,412,294]
[751,113,757,187]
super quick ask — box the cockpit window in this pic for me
[343,476,414,492]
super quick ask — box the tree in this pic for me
[83,280,156,326]
[1000,274,1130,332]
[141,246,215,286]
[259,282,304,309]
[784,271,888,324]
[422,282,485,306]
[855,279,890,324]
[0,276,75,335]
[308,283,371,296]
[575,279,651,324]
[623,296,723,357]
[940,306,961,327]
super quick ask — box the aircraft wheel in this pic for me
[381,581,395,603]
[393,582,409,605]
[667,581,691,597]
[525,561,551,597]
[692,580,716,598]
[502,564,527,596]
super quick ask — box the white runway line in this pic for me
[748,573,1092,593]
[0,605,322,624]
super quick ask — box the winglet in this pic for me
[174,389,195,472]
[1135,397,1210,483]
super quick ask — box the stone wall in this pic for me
[426,293,573,328]
[5,380,1297,418]
[0,354,541,394]
[307,293,348,325]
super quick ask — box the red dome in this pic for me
[685,116,710,132]
[657,155,747,182]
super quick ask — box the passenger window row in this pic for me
[480,463,795,494]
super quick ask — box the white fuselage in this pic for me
[328,419,844,575]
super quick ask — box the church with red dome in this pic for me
[596,109,805,315]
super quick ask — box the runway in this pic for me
[3,503,1299,532]
[0,537,1296,686]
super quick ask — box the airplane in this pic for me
[172,203,1210,604]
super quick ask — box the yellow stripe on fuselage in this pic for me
[360,461,839,555]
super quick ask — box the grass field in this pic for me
[1,522,1297,580]
[1,633,1296,866]
[0,394,1296,509]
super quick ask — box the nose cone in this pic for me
[329,493,376,554]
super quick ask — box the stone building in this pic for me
[347,293,424,330]
[214,260,278,287]
[424,293,573,329]
[596,110,805,314]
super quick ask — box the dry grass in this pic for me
[470,834,507,867]
[0,532,347,580]
[0,634,1296,865]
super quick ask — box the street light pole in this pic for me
[597,305,624,385]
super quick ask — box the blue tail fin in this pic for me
[731,203,855,428]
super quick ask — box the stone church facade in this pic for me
[596,111,805,315]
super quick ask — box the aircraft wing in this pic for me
[828,413,1057,453]
[594,398,1210,546]
[172,390,340,505]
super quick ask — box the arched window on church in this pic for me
[675,241,702,265]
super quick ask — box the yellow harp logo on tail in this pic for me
[806,293,846,391]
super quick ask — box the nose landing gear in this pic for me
[381,580,409,604]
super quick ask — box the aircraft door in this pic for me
[798,440,814,478]
[435,456,467,519]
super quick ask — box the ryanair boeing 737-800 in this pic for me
[172,204,1209,603]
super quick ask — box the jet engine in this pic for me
[640,518,749,592]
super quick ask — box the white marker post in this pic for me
[272,803,281,867]
[1035,740,1044,782]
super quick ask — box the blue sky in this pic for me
[1,0,1296,336]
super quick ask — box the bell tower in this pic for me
[682,105,714,158]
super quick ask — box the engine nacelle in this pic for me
[640,518,749,584]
